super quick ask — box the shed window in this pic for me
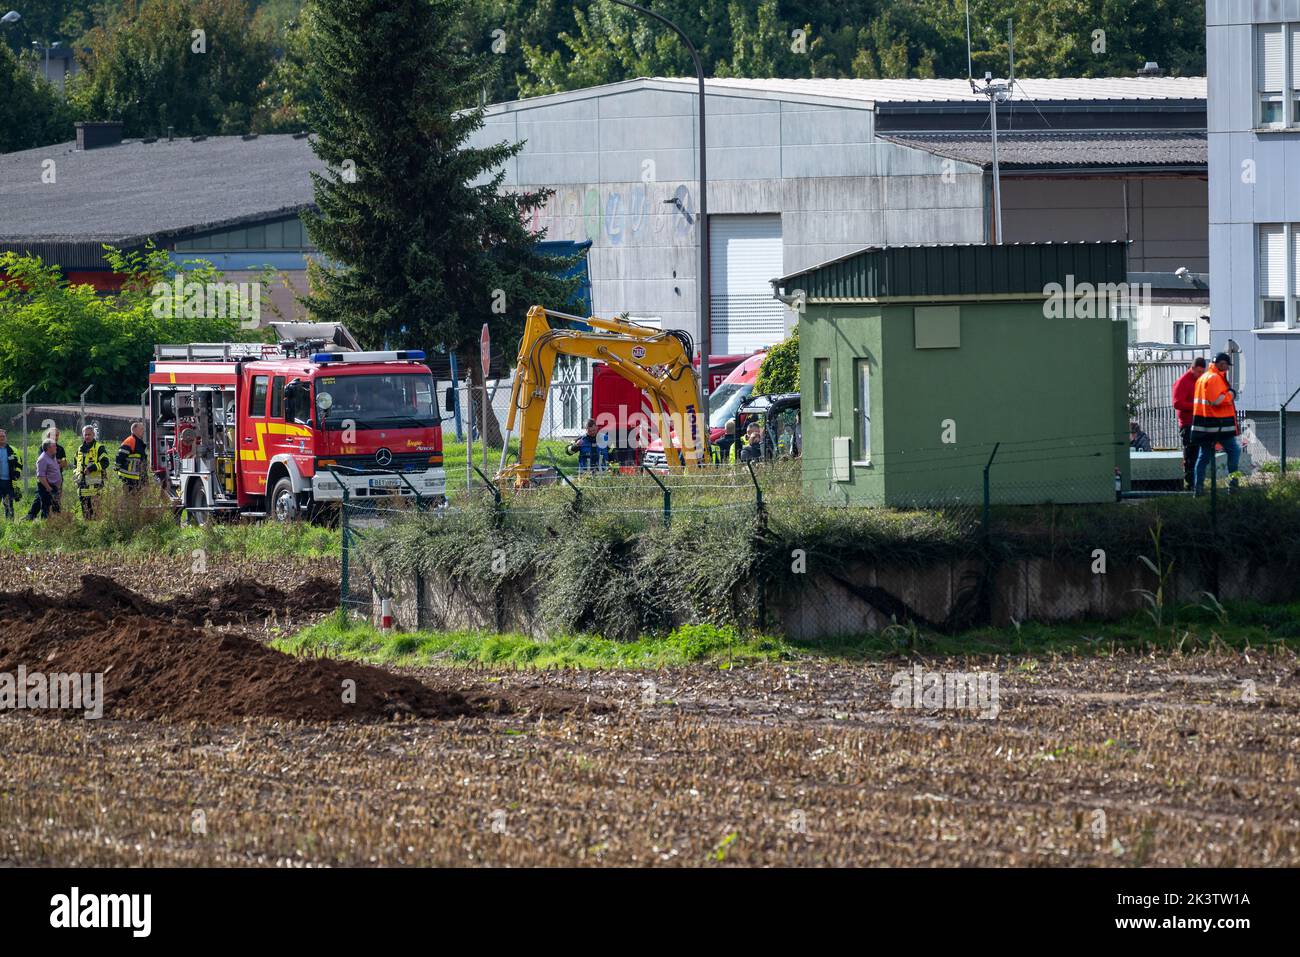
[813,358,831,414]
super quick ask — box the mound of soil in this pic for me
[0,576,609,724]
[0,574,338,627]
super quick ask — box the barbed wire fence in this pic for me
[335,433,1300,639]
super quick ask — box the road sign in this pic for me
[480,323,491,379]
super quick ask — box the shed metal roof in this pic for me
[773,242,1129,302]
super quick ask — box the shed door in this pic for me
[709,214,784,354]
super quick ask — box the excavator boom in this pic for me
[499,305,707,487]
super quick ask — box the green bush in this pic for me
[0,245,262,404]
[754,325,798,396]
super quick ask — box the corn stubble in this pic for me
[1,652,1296,867]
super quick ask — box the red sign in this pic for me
[480,323,491,379]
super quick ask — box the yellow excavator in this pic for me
[498,305,708,487]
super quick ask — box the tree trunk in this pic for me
[467,358,504,447]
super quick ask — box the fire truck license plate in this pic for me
[368,478,401,489]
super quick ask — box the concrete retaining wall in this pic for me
[362,553,1300,641]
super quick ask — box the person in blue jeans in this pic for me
[26,440,61,520]
[0,428,21,519]
[566,418,609,473]
[1191,353,1242,494]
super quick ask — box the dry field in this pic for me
[2,651,1297,867]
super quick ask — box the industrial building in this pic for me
[774,242,1130,506]
[1207,0,1300,456]
[468,74,1209,355]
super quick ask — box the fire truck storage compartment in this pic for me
[153,383,238,504]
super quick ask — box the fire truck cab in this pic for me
[149,323,446,521]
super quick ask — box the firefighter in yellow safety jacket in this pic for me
[74,425,111,519]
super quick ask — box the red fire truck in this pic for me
[148,323,445,521]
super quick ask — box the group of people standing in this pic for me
[0,421,148,521]
[1171,352,1241,495]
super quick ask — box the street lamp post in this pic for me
[32,39,60,84]
[607,0,711,449]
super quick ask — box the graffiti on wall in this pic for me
[527,183,695,246]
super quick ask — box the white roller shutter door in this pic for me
[709,214,785,354]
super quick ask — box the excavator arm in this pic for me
[499,305,707,487]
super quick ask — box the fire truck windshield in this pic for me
[316,372,438,431]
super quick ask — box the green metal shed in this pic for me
[772,242,1132,506]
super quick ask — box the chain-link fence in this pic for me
[334,453,1300,641]
[0,400,139,497]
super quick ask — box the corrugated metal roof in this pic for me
[0,134,323,247]
[774,242,1129,301]
[655,76,1207,105]
[881,130,1207,169]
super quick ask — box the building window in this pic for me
[854,359,871,463]
[1257,223,1298,327]
[1256,23,1300,127]
[1172,321,1196,345]
[813,358,831,414]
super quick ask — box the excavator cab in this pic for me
[498,306,709,488]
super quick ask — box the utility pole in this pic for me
[969,19,1015,244]
[608,0,710,454]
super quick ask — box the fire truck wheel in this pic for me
[270,476,302,522]
[185,482,209,526]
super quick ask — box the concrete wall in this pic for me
[467,84,986,338]
[367,552,1300,640]
[800,299,1129,506]
[1003,176,1210,343]
[1208,0,1300,426]
[1003,176,1208,272]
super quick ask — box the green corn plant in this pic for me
[1131,517,1175,628]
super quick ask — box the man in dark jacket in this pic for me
[0,428,21,520]
[116,421,147,491]
[1171,356,1207,490]
[566,418,609,473]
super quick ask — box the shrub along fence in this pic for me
[341,469,1300,641]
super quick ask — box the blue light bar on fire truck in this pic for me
[311,350,426,363]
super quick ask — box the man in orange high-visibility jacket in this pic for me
[1190,352,1240,495]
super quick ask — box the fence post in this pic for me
[473,464,501,509]
[1281,384,1300,477]
[552,463,581,511]
[21,385,34,496]
[79,384,94,434]
[642,465,671,528]
[449,352,463,442]
[745,459,767,632]
[339,483,351,613]
[982,442,1001,548]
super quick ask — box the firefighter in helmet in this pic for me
[74,425,111,519]
[116,420,147,492]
